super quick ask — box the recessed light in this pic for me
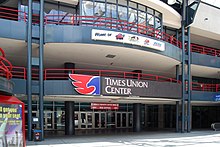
[204,17,208,21]
[106,54,116,58]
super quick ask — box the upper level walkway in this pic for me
[0,7,220,58]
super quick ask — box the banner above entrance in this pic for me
[91,29,165,51]
[68,74,181,98]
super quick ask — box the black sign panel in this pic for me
[101,77,181,98]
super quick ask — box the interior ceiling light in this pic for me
[106,54,116,58]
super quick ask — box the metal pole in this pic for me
[181,0,187,133]
[176,29,179,46]
[39,0,45,140]
[176,65,180,81]
[176,101,179,132]
[187,26,191,132]
[18,0,21,21]
[27,0,33,141]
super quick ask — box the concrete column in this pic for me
[176,101,179,132]
[133,103,141,132]
[158,105,164,129]
[144,105,148,128]
[65,101,75,135]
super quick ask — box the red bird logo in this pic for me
[69,74,96,95]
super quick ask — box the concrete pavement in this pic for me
[27,131,220,147]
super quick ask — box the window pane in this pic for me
[118,5,127,21]
[155,11,162,18]
[139,5,145,11]
[138,11,146,34]
[107,0,116,3]
[128,8,137,22]
[82,0,93,16]
[155,17,161,30]
[147,13,154,27]
[128,8,137,32]
[106,3,116,18]
[129,1,137,8]
[118,0,127,6]
[147,7,154,14]
[94,2,105,16]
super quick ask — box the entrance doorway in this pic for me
[94,112,106,128]
[79,112,93,129]
[44,111,54,130]
[115,112,133,128]
[76,111,132,129]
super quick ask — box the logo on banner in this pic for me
[214,94,220,101]
[69,74,100,95]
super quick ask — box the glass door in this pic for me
[128,112,133,127]
[100,112,106,128]
[106,111,115,129]
[116,113,121,128]
[79,112,93,129]
[116,112,130,128]
[44,111,54,130]
[55,110,65,130]
[94,112,106,129]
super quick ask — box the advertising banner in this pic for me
[91,29,165,51]
[0,104,24,147]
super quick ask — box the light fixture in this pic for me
[204,17,208,21]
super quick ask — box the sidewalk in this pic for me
[27,131,220,147]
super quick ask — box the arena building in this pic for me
[0,0,219,141]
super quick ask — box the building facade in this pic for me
[0,0,220,141]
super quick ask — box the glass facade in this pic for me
[81,0,162,32]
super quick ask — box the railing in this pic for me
[1,7,220,58]
[3,66,220,92]
[45,14,182,48]
[0,7,26,22]
[191,44,220,57]
[192,82,220,92]
[10,66,26,79]
[44,68,180,83]
[0,48,12,79]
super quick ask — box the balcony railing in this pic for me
[6,66,220,92]
[45,14,182,48]
[191,44,220,57]
[0,48,12,79]
[44,68,180,84]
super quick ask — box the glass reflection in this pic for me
[106,3,117,18]
[82,0,93,16]
[94,2,105,17]
[80,0,162,32]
